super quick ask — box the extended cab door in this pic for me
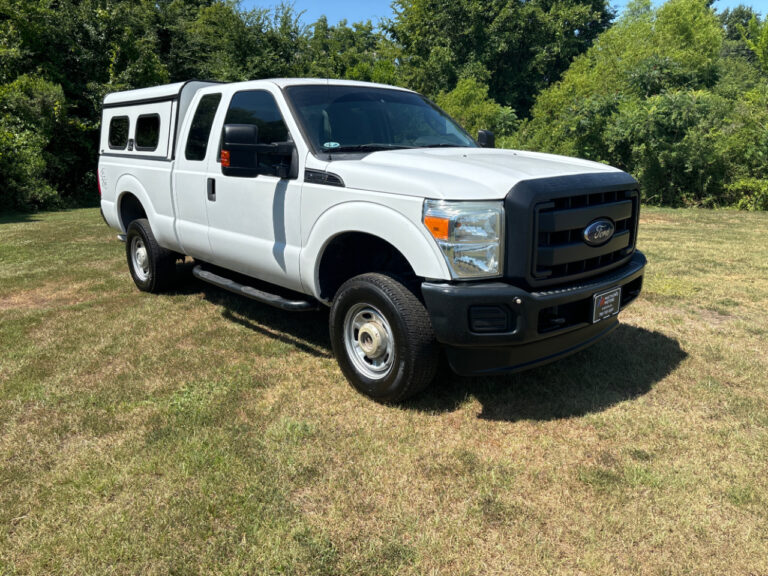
[204,88,304,292]
[173,91,223,260]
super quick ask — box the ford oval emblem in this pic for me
[583,219,615,246]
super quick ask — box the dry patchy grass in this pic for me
[0,207,766,575]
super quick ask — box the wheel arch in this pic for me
[115,175,155,233]
[300,202,450,302]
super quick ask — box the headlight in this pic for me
[423,200,504,279]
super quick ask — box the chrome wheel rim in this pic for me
[343,303,395,380]
[131,236,150,282]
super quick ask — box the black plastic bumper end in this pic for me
[443,317,619,376]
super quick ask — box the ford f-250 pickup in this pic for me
[98,78,646,402]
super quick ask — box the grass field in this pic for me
[0,207,766,575]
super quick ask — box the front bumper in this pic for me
[421,251,646,375]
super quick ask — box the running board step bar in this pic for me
[192,265,318,312]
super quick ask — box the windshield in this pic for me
[284,84,477,154]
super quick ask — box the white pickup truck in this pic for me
[98,78,646,402]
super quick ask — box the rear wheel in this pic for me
[330,273,438,403]
[126,218,175,293]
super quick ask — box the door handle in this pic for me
[207,178,216,201]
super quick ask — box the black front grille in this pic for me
[532,189,639,284]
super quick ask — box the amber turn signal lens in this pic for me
[221,149,231,167]
[424,216,450,240]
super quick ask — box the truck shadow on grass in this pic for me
[406,325,687,422]
[176,267,686,422]
[174,265,333,359]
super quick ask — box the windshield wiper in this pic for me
[321,144,416,153]
[419,143,463,148]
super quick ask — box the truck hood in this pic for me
[317,148,622,200]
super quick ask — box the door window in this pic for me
[224,90,290,176]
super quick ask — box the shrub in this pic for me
[729,179,768,211]
[0,76,67,211]
[436,77,517,142]
[0,125,60,211]
[604,90,730,206]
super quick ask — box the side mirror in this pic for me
[221,123,297,179]
[224,124,259,146]
[222,124,260,177]
[477,130,495,149]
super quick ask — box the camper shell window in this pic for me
[108,116,130,150]
[135,114,161,151]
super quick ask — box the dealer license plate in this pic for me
[592,287,622,323]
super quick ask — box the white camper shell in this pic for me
[100,81,218,160]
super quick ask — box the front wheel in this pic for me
[329,273,438,403]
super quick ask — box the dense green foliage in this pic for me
[0,76,64,210]
[0,0,617,212]
[435,78,518,144]
[0,0,311,210]
[514,0,768,208]
[388,0,614,114]
[0,0,765,211]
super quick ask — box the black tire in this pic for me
[329,273,439,403]
[125,218,176,293]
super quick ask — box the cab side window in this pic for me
[224,90,290,176]
[185,93,222,161]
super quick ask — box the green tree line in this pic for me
[515,0,768,210]
[0,0,765,212]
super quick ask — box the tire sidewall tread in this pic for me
[125,218,175,293]
[330,272,438,403]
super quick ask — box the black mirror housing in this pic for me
[222,124,260,177]
[477,130,495,149]
[224,124,259,146]
[221,123,297,179]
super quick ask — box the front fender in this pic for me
[300,202,451,300]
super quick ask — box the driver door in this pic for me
[204,88,303,291]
